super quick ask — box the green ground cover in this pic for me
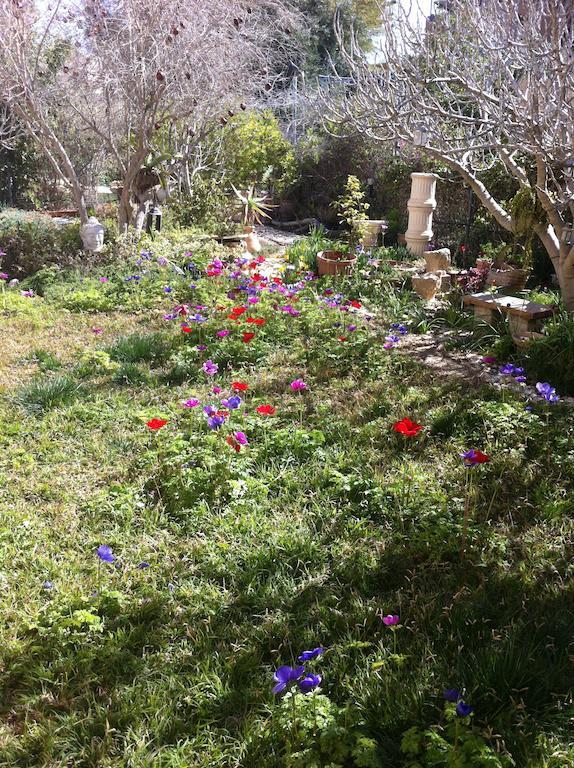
[0,235,573,767]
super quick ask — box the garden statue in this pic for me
[80,216,105,252]
[405,173,438,257]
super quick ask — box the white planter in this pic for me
[360,220,386,248]
[80,216,105,252]
[405,173,438,257]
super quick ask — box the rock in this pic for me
[412,273,440,300]
[425,248,451,272]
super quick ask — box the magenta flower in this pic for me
[91,327,103,335]
[217,330,230,338]
[98,277,109,283]
[212,386,222,394]
[383,342,394,350]
[290,379,307,391]
[203,359,218,376]
[382,614,400,626]
[182,398,200,408]
[235,431,248,445]
[0,272,9,280]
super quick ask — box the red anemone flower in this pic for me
[232,381,249,391]
[226,435,241,452]
[231,306,246,316]
[256,404,276,416]
[393,418,423,437]
[338,336,347,342]
[350,300,362,309]
[242,332,255,343]
[181,326,192,333]
[146,418,168,430]
[246,317,265,326]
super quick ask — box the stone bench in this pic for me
[463,292,556,336]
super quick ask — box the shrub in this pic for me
[168,177,232,234]
[106,332,173,365]
[0,209,82,277]
[14,375,80,414]
[221,110,298,193]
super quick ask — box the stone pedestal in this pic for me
[405,173,438,257]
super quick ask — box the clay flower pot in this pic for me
[316,250,357,277]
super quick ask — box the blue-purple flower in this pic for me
[97,545,116,563]
[443,688,460,702]
[456,701,474,717]
[272,665,305,694]
[298,647,324,662]
[221,395,242,410]
[298,673,322,693]
[536,382,559,402]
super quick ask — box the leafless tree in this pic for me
[329,0,574,310]
[0,0,302,232]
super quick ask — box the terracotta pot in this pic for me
[316,250,357,277]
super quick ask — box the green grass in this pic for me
[1,235,573,767]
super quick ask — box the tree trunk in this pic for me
[117,149,148,233]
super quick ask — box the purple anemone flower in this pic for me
[536,382,559,402]
[499,363,516,376]
[382,614,400,626]
[298,673,322,693]
[221,395,242,410]
[97,545,116,563]
[443,688,460,702]
[137,562,150,569]
[298,647,324,662]
[203,360,219,376]
[207,415,226,430]
[272,665,305,694]
[456,701,474,717]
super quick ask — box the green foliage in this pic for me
[106,332,173,365]
[333,175,370,252]
[286,225,335,273]
[263,691,381,767]
[401,702,512,767]
[222,110,298,193]
[522,313,574,395]
[13,374,80,414]
[168,177,231,234]
[0,208,81,278]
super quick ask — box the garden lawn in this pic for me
[0,238,573,768]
